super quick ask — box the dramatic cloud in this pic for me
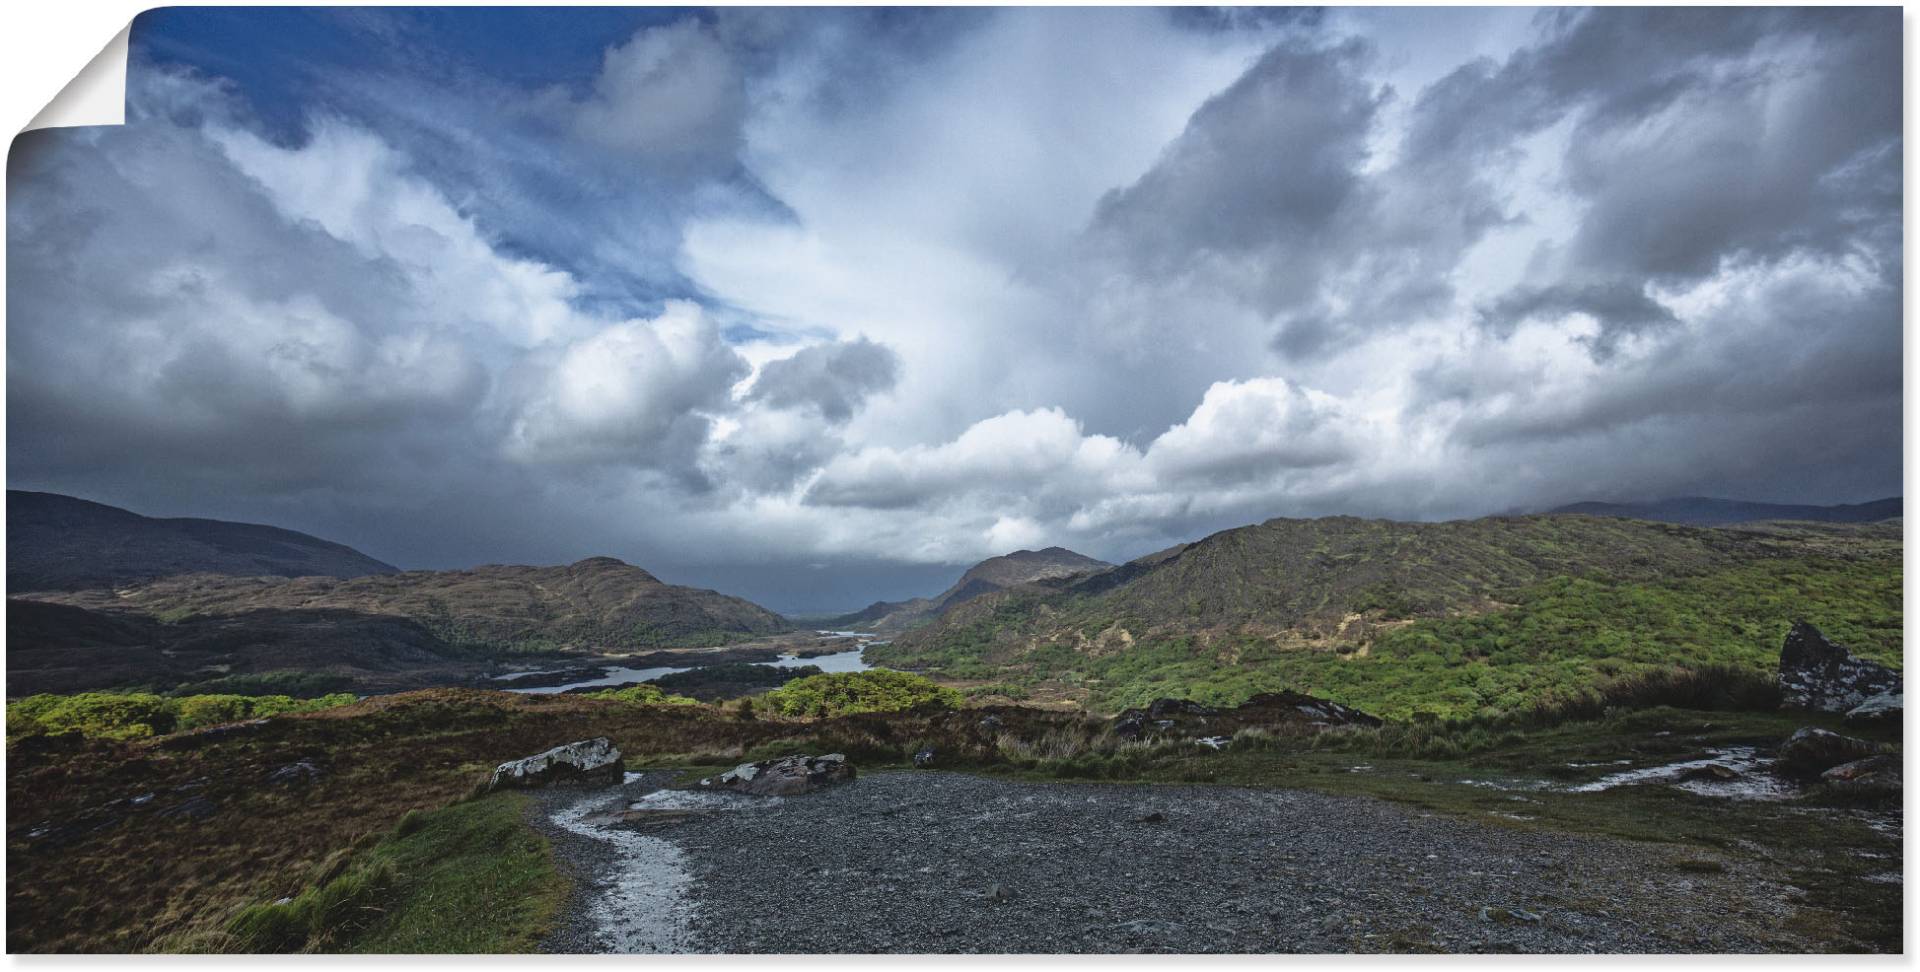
[550,19,747,174]
[7,7,1901,612]
[747,337,899,423]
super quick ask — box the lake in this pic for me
[500,637,879,695]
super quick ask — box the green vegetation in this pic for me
[879,555,1900,718]
[223,795,565,953]
[166,671,356,698]
[6,690,357,741]
[761,670,963,717]
[581,683,700,706]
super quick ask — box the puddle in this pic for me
[1448,747,1797,801]
[553,793,696,952]
[627,788,766,812]
[1457,778,1552,792]
[1568,747,1795,800]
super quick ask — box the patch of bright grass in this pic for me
[224,793,566,953]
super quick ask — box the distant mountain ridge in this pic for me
[828,546,1111,631]
[1549,496,1901,526]
[8,490,400,591]
[873,513,1902,673]
[30,555,794,654]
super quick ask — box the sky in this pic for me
[5,6,1903,613]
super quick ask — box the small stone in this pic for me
[1677,764,1741,783]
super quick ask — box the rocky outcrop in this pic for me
[1776,727,1879,781]
[1777,621,1900,714]
[1237,691,1384,729]
[699,753,855,796]
[487,737,624,792]
[1113,699,1218,738]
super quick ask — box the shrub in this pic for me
[760,670,964,718]
[7,692,176,741]
[581,684,698,707]
[8,691,358,741]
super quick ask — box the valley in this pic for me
[2,490,1903,954]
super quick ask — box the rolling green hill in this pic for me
[827,546,1110,631]
[869,515,1902,717]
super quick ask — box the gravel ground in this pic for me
[528,769,1811,954]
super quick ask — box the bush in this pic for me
[761,670,964,718]
[8,691,358,742]
[580,684,698,706]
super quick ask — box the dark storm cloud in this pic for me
[1474,281,1681,360]
[1087,38,1382,282]
[747,337,901,423]
[1083,32,1516,364]
[1426,7,1901,292]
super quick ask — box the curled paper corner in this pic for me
[23,23,131,133]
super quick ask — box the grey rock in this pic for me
[1844,691,1903,727]
[487,737,623,792]
[1778,622,1900,714]
[700,753,855,796]
[266,760,323,786]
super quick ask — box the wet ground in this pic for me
[526,768,1840,954]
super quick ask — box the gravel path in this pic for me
[528,769,1810,954]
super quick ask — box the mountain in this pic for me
[1548,495,1901,527]
[6,598,457,696]
[827,547,1110,631]
[868,514,1902,713]
[27,556,794,655]
[7,490,399,591]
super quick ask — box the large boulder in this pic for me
[487,737,624,792]
[1776,727,1879,781]
[1820,754,1902,795]
[1777,621,1900,714]
[699,753,854,796]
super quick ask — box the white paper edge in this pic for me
[22,23,130,133]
